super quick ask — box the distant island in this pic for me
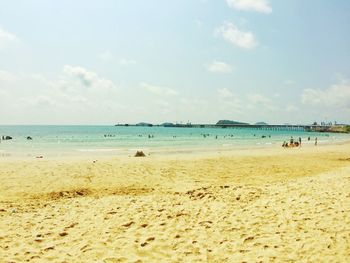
[161,122,175,127]
[216,120,249,125]
[136,122,153,127]
[255,122,268,125]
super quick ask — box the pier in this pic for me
[165,124,334,132]
[115,123,349,133]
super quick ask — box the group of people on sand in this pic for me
[282,136,318,148]
[282,137,302,148]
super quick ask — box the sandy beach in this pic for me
[1,143,350,262]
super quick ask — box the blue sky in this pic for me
[0,0,349,124]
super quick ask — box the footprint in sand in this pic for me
[122,221,134,227]
[140,237,156,247]
[103,257,127,263]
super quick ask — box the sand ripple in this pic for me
[1,145,350,262]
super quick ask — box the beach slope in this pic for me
[1,144,350,262]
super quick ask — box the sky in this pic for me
[0,0,350,125]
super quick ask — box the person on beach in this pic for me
[299,137,301,147]
[315,137,318,146]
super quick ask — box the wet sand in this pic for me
[1,143,350,262]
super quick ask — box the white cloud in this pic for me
[215,22,257,49]
[247,93,270,104]
[98,50,113,61]
[247,93,276,111]
[140,82,178,96]
[0,70,17,82]
[22,95,56,107]
[286,105,299,112]
[218,88,234,98]
[0,88,8,97]
[28,73,47,83]
[195,19,203,29]
[302,81,350,109]
[0,27,18,49]
[226,0,272,14]
[284,80,295,85]
[63,65,117,91]
[217,89,244,114]
[119,58,137,65]
[0,69,127,124]
[154,100,170,107]
[207,61,233,73]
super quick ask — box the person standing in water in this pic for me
[315,137,318,146]
[299,137,302,147]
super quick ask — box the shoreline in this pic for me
[1,138,350,161]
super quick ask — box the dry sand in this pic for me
[0,143,350,262]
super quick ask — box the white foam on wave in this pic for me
[128,148,150,152]
[76,148,122,152]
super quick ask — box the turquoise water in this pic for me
[0,125,349,157]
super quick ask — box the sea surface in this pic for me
[0,125,349,157]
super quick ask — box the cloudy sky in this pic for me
[0,0,350,125]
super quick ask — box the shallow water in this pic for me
[0,125,349,157]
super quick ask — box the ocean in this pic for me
[0,125,349,157]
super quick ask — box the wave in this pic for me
[76,148,122,152]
